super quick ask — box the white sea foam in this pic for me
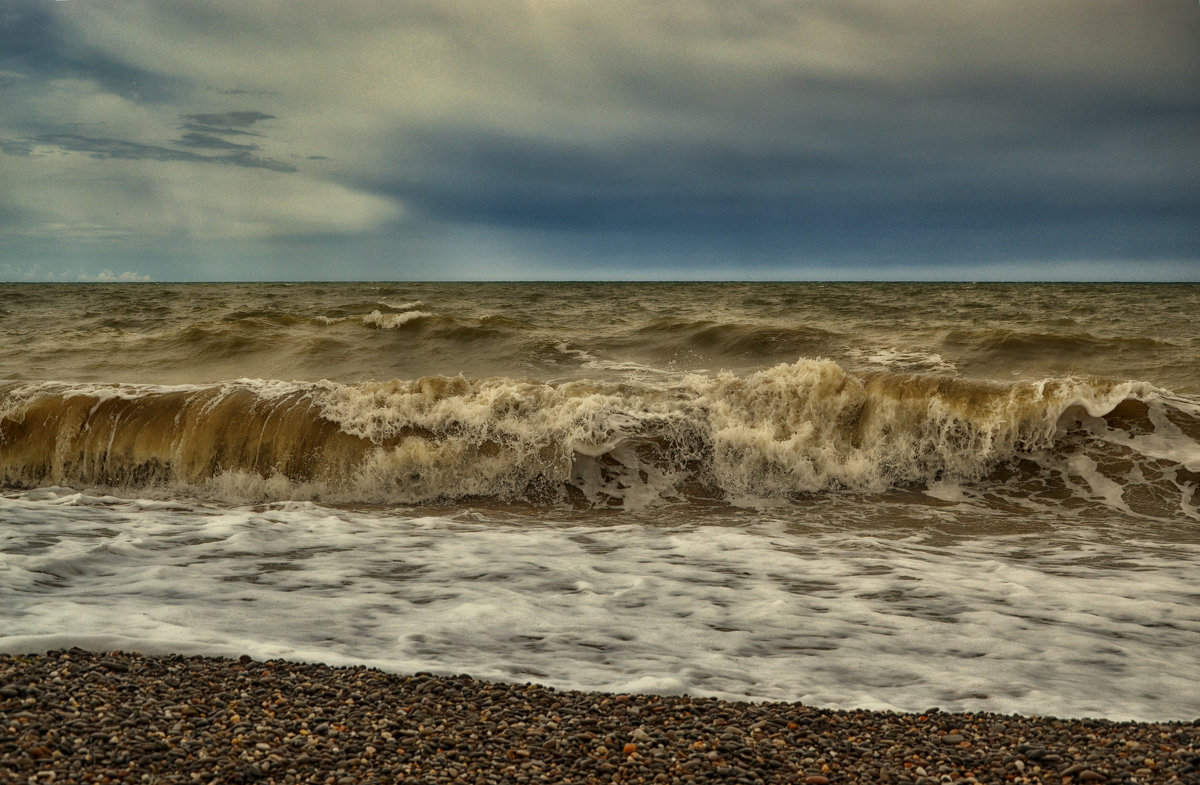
[552,342,684,379]
[1,488,1197,721]
[313,303,428,329]
[361,310,432,329]
[848,347,957,374]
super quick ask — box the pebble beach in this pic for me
[2,651,1197,785]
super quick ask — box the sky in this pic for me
[1,0,1197,282]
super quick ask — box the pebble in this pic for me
[98,658,130,673]
[1,650,1197,785]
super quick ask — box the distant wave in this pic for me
[378,300,424,310]
[314,309,433,329]
[361,309,433,329]
[1,361,1197,515]
[629,318,839,359]
[943,327,1179,358]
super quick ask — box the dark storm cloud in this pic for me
[378,42,1199,264]
[387,129,866,232]
[334,0,1198,273]
[0,3,175,101]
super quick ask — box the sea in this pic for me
[1,282,1197,722]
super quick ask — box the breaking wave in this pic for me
[1,360,1197,516]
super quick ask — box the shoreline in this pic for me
[3,651,1198,784]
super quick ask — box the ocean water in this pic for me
[1,282,1197,721]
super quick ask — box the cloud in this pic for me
[182,111,275,129]
[0,138,34,156]
[176,132,259,151]
[0,2,177,101]
[0,142,401,244]
[0,262,151,282]
[0,0,1195,280]
[77,268,153,282]
[9,132,296,172]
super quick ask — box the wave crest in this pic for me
[1,361,1195,515]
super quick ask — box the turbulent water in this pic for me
[1,282,1197,721]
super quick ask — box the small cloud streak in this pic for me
[176,132,259,151]
[11,132,297,172]
[182,111,275,129]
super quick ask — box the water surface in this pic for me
[2,283,1197,720]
